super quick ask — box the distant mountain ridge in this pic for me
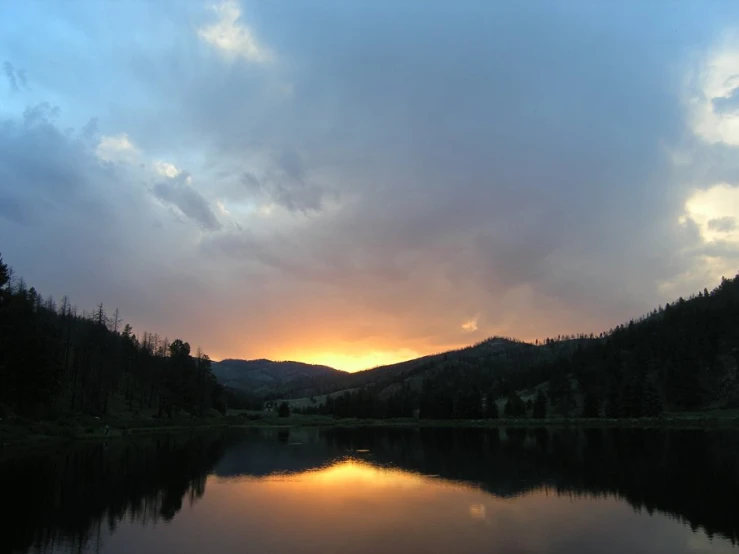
[211,358,343,395]
[212,336,589,399]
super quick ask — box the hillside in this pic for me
[0,253,226,422]
[263,337,579,401]
[295,274,739,419]
[212,359,343,396]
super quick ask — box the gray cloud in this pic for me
[277,150,305,182]
[139,0,730,345]
[241,171,260,190]
[0,103,90,218]
[236,150,329,212]
[153,175,222,231]
[707,216,738,232]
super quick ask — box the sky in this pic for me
[2,1,739,371]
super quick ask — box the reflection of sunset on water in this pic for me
[242,458,459,490]
[91,457,731,554]
[9,428,739,554]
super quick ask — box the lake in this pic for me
[3,427,738,553]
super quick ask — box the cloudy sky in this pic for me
[2,1,739,371]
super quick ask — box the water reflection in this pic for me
[1,432,232,554]
[3,427,739,553]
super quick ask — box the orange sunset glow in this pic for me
[283,349,421,373]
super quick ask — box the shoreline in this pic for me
[3,412,739,453]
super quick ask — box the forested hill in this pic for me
[299,274,739,419]
[0,253,227,421]
[211,359,342,396]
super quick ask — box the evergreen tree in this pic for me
[619,382,642,418]
[533,390,547,419]
[641,379,664,417]
[454,388,482,419]
[484,392,499,419]
[278,402,290,418]
[581,390,600,418]
[504,391,526,418]
[605,382,620,418]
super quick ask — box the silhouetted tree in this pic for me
[278,402,291,418]
[484,392,499,419]
[619,382,642,418]
[533,390,548,419]
[581,390,600,418]
[504,391,526,418]
[641,379,664,417]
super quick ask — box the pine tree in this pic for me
[278,402,291,418]
[641,379,664,417]
[605,382,620,418]
[619,382,642,418]
[581,390,600,418]
[533,390,547,418]
[504,391,526,418]
[484,392,499,419]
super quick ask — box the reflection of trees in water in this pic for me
[2,433,231,554]
[4,427,739,553]
[322,427,739,545]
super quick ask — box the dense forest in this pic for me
[299,273,739,419]
[0,253,227,421]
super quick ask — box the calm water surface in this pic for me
[3,427,739,554]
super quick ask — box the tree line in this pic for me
[0,253,226,420]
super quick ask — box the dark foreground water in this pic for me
[3,427,739,554]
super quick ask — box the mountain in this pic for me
[272,335,591,403]
[212,359,344,396]
[294,274,739,419]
